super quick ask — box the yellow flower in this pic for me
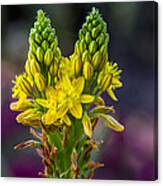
[37,76,94,125]
[10,93,32,111]
[97,62,123,101]
[55,76,94,119]
[12,73,33,98]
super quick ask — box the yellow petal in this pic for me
[94,96,105,106]
[73,76,85,94]
[69,103,83,119]
[57,104,68,119]
[45,86,56,99]
[82,112,92,138]
[63,114,71,126]
[107,87,118,101]
[112,78,123,88]
[36,98,50,108]
[80,94,94,103]
[43,109,57,125]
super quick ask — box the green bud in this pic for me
[91,51,102,69]
[92,24,102,38]
[50,39,58,52]
[34,73,45,92]
[83,61,94,80]
[55,47,61,59]
[42,29,49,39]
[36,47,44,62]
[28,50,35,61]
[82,50,91,63]
[74,41,80,55]
[85,32,91,44]
[89,41,97,54]
[47,32,55,43]
[79,39,87,54]
[41,40,49,51]
[44,49,53,66]
[35,33,42,44]
[96,33,105,46]
[79,29,85,40]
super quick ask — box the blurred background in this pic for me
[1,2,157,180]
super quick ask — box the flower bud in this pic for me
[82,50,91,63]
[55,47,61,60]
[41,40,49,51]
[83,61,94,80]
[25,60,31,76]
[28,50,35,61]
[85,32,91,44]
[82,112,92,138]
[91,24,102,38]
[74,41,80,55]
[89,41,97,54]
[36,47,44,62]
[49,61,58,76]
[96,33,105,46]
[20,77,33,95]
[47,72,52,86]
[72,55,82,77]
[30,59,41,76]
[34,73,45,91]
[44,48,53,66]
[35,33,42,44]
[79,39,87,54]
[50,39,58,51]
[91,51,102,69]
[100,74,112,91]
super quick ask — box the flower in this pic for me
[97,62,123,101]
[37,76,94,125]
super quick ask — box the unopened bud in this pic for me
[82,50,91,63]
[72,55,82,76]
[91,24,102,38]
[20,77,33,95]
[89,41,97,54]
[31,59,41,76]
[100,74,112,91]
[83,61,94,80]
[36,47,44,62]
[91,51,102,69]
[44,49,53,66]
[35,33,42,44]
[85,32,91,44]
[34,73,45,91]
[79,39,87,54]
[41,40,49,51]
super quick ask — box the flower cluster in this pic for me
[10,8,124,178]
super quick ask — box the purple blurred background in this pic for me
[1,2,157,180]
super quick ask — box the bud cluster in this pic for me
[73,7,109,80]
[26,10,61,91]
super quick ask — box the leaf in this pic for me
[47,131,62,149]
